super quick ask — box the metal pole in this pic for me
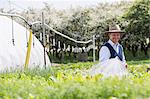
[11,16,15,46]
[31,21,92,44]
[42,12,47,68]
[0,13,31,26]
[93,35,95,62]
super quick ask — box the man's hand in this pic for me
[123,62,128,69]
[125,64,128,68]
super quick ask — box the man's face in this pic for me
[108,32,121,44]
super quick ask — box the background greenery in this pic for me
[0,1,150,98]
[1,0,149,62]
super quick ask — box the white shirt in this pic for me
[99,39,126,65]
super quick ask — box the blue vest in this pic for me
[102,42,123,61]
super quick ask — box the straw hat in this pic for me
[105,24,124,33]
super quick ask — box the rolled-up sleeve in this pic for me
[99,46,110,62]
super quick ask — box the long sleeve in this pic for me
[99,46,111,62]
[120,45,127,66]
[122,48,127,65]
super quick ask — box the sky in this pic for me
[0,0,133,12]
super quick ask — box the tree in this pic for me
[123,0,150,57]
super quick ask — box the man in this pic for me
[99,24,127,68]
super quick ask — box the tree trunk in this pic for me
[132,45,138,57]
[143,46,149,57]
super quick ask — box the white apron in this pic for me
[89,58,128,77]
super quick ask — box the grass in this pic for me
[48,49,150,64]
[0,60,150,99]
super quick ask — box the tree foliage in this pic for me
[122,0,150,56]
